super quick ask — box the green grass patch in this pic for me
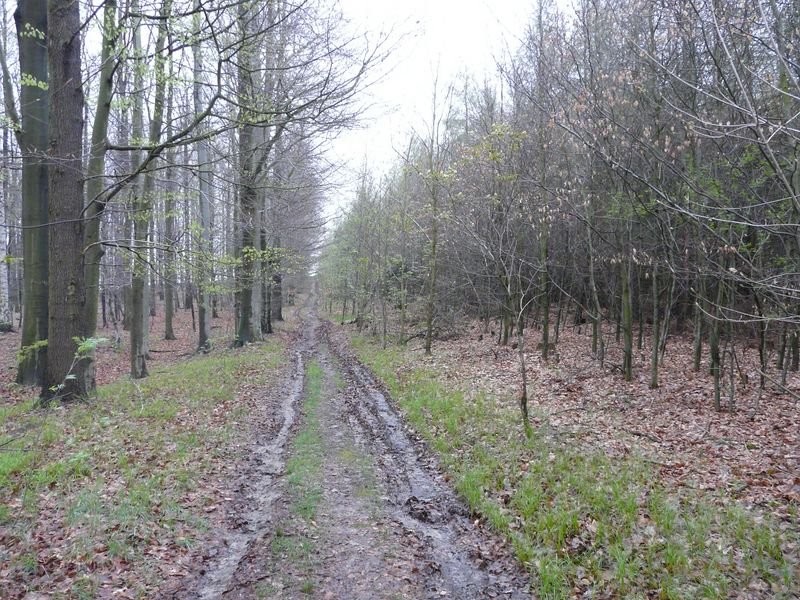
[0,445,37,489]
[266,358,326,594]
[285,358,324,520]
[0,397,36,426]
[0,338,287,596]
[351,335,800,599]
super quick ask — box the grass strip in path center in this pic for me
[286,358,324,520]
[263,357,325,597]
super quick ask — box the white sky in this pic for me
[328,0,533,197]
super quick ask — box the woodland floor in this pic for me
[413,320,800,514]
[0,302,798,598]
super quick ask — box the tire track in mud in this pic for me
[194,348,305,600]
[321,320,530,599]
[160,315,314,600]
[304,344,425,599]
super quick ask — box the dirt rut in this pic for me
[164,306,530,599]
[322,321,530,599]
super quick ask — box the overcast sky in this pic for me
[327,0,533,196]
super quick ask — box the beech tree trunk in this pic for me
[13,1,49,385]
[424,197,438,355]
[82,0,117,339]
[234,3,257,346]
[162,64,176,341]
[260,225,272,335]
[650,265,659,389]
[539,235,550,360]
[621,257,633,382]
[163,130,176,340]
[130,0,170,378]
[710,278,726,412]
[271,273,283,322]
[516,313,532,438]
[194,0,211,352]
[43,0,90,400]
[235,185,256,345]
[587,217,604,365]
[0,127,10,326]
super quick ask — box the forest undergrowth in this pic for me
[349,320,800,599]
[0,308,291,598]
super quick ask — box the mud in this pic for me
[323,321,530,599]
[199,350,305,600]
[163,300,530,599]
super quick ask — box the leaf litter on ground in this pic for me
[0,307,294,598]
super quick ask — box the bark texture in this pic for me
[14,0,49,385]
[44,0,91,400]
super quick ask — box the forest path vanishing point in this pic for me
[161,294,531,599]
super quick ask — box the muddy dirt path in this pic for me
[163,299,530,599]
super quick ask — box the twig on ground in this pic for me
[641,456,671,468]
[693,419,712,442]
[0,435,21,448]
[622,428,663,444]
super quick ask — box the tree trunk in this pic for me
[130,223,149,377]
[13,1,49,385]
[501,305,512,346]
[130,0,170,378]
[0,9,14,326]
[235,185,256,345]
[710,279,725,411]
[637,267,645,351]
[271,272,283,322]
[424,190,438,354]
[0,116,9,330]
[264,279,273,333]
[755,295,768,390]
[587,221,604,365]
[261,227,273,334]
[776,325,787,371]
[516,313,532,439]
[163,74,176,341]
[621,258,633,382]
[234,3,257,347]
[650,265,659,389]
[658,269,675,363]
[0,127,10,326]
[194,0,211,352]
[149,264,157,317]
[540,236,550,360]
[692,284,703,371]
[553,289,563,345]
[252,206,264,334]
[43,0,90,401]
